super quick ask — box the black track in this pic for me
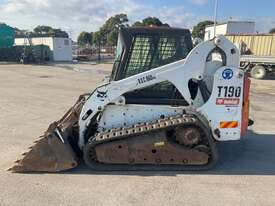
[83,112,218,171]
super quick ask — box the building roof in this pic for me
[15,36,70,40]
[205,21,255,28]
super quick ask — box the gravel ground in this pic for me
[0,63,275,206]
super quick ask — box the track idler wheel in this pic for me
[175,126,202,147]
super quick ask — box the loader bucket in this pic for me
[9,94,89,173]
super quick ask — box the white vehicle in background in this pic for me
[205,21,275,79]
[226,34,275,79]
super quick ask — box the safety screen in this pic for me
[117,28,193,106]
[123,34,189,78]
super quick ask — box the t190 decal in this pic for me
[216,86,241,106]
[217,86,241,98]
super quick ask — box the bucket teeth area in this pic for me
[9,134,78,173]
[9,94,87,173]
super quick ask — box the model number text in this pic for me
[218,86,241,98]
[138,75,156,84]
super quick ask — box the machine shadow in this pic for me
[65,130,275,176]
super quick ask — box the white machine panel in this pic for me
[98,105,185,132]
[198,67,244,141]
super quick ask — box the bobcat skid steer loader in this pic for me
[10,27,252,172]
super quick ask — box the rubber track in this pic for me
[83,113,218,171]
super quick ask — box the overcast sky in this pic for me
[0,0,275,40]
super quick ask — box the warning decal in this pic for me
[220,121,239,128]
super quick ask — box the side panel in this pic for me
[0,25,15,48]
[97,105,186,132]
[272,35,275,55]
[198,67,245,141]
[253,35,273,56]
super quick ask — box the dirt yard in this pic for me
[0,63,275,206]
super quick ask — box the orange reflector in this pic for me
[220,121,238,129]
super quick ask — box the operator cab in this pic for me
[110,27,195,106]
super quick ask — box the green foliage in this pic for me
[1,24,69,38]
[0,45,51,63]
[106,31,118,47]
[77,32,93,46]
[269,28,275,34]
[26,25,69,38]
[141,17,163,26]
[133,17,169,27]
[34,25,53,34]
[132,21,144,27]
[78,14,172,47]
[51,28,69,38]
[192,20,214,39]
[97,13,129,46]
[93,31,102,46]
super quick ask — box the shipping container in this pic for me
[225,34,275,79]
[225,34,275,56]
[0,24,15,48]
[15,37,73,61]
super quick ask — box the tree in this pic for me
[77,32,93,46]
[133,17,169,27]
[132,21,143,27]
[98,13,129,46]
[34,26,54,34]
[33,25,68,38]
[142,17,163,27]
[269,28,275,34]
[93,31,102,46]
[52,29,69,38]
[106,31,118,47]
[192,20,214,39]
